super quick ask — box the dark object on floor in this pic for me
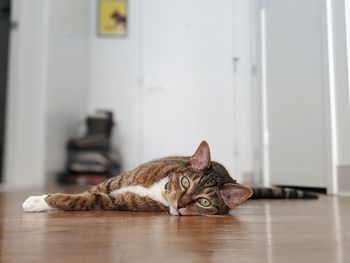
[68,110,114,150]
[60,110,122,185]
[251,187,319,199]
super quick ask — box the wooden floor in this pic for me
[1,187,350,263]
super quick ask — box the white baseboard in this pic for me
[336,191,350,197]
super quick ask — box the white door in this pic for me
[264,0,329,188]
[140,0,237,177]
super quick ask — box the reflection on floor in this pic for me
[1,187,349,262]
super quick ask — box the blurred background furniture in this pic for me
[59,110,122,185]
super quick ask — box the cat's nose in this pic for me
[177,195,192,209]
[177,200,185,209]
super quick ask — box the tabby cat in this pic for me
[22,141,317,216]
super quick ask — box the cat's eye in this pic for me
[181,177,190,189]
[198,198,211,207]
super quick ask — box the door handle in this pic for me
[233,57,240,73]
[144,77,163,92]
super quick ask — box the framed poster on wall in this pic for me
[98,0,127,37]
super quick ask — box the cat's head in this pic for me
[166,141,253,215]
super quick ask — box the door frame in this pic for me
[0,0,11,183]
[323,0,336,194]
[232,0,264,185]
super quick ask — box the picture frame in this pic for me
[98,0,128,37]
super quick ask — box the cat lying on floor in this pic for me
[22,141,317,216]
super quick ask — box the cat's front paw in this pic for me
[22,195,56,212]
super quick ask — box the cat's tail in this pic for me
[22,191,115,212]
[250,187,319,199]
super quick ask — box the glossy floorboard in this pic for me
[1,187,350,263]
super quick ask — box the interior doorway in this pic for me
[0,0,11,183]
[139,0,236,177]
[139,0,260,183]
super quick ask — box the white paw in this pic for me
[22,195,56,212]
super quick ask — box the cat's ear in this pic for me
[190,141,211,170]
[220,183,253,208]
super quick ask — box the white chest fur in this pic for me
[110,177,169,207]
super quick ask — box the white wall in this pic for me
[44,0,89,180]
[86,0,140,170]
[3,0,89,187]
